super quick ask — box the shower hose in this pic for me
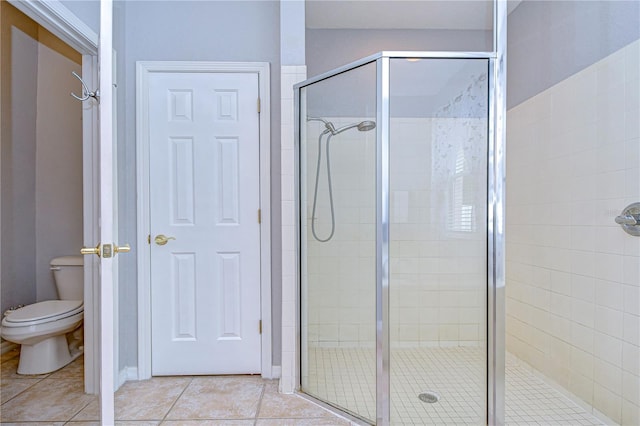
[311,130,336,242]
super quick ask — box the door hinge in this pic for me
[257,97,261,113]
[259,320,262,334]
[258,208,261,224]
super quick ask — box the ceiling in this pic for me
[306,0,523,30]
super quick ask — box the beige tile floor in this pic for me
[2,346,608,425]
[0,348,351,425]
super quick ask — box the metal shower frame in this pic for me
[293,3,506,424]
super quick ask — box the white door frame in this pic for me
[5,0,101,395]
[136,61,273,379]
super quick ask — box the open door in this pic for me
[80,0,124,423]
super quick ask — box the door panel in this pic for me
[299,61,378,423]
[149,72,261,375]
[388,58,489,425]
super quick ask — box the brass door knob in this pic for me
[81,244,101,257]
[154,234,176,246]
[115,244,131,254]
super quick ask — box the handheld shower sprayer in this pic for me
[307,117,376,242]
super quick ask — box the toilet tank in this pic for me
[50,256,84,300]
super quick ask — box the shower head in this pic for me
[357,121,376,132]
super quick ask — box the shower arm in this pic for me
[307,117,360,136]
[307,117,336,134]
[331,122,361,135]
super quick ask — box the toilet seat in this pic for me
[2,300,83,327]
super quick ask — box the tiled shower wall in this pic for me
[280,64,307,393]
[389,116,486,348]
[303,118,377,348]
[304,117,486,349]
[506,40,640,424]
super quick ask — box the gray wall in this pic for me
[59,0,99,34]
[1,27,38,315]
[116,0,282,368]
[507,0,640,108]
[34,40,83,302]
[281,0,306,65]
[306,28,492,77]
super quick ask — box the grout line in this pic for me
[65,395,98,424]
[3,362,92,424]
[1,351,52,407]
[253,380,267,426]
[160,376,194,424]
[0,375,47,407]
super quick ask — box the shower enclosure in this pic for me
[295,51,505,425]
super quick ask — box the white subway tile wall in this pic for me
[389,114,487,349]
[303,117,487,350]
[280,65,307,394]
[303,117,376,350]
[506,39,640,425]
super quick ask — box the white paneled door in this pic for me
[148,72,262,375]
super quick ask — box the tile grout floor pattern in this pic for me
[0,348,351,425]
[304,346,604,425]
[1,346,605,425]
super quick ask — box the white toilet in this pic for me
[1,255,84,375]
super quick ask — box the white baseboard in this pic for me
[1,341,18,355]
[117,366,139,388]
[262,365,281,380]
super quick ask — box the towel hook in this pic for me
[71,71,99,103]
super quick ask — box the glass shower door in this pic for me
[388,58,490,425]
[299,61,378,423]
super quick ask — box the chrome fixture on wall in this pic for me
[71,71,100,103]
[615,202,640,236]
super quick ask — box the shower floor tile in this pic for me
[304,346,605,425]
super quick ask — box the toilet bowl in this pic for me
[1,256,84,375]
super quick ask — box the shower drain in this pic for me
[418,391,441,403]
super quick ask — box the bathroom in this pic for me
[0,1,638,425]
[1,0,85,372]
